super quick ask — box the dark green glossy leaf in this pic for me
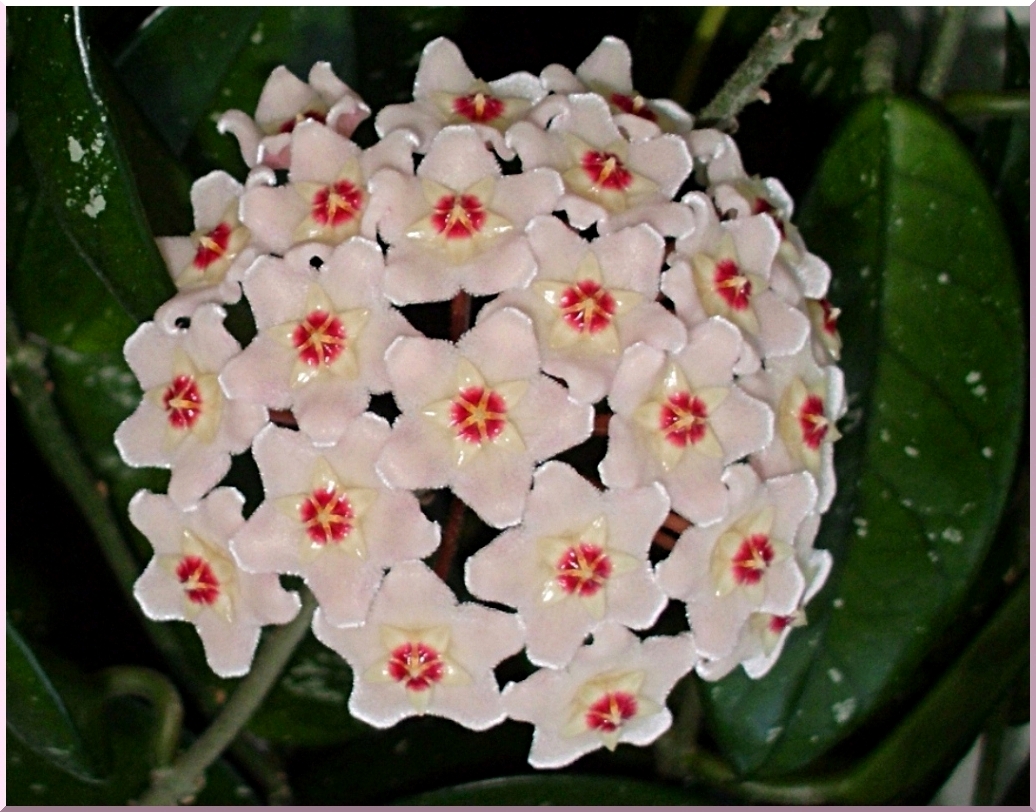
[183,7,359,176]
[6,132,38,268]
[398,774,717,805]
[7,621,98,782]
[115,8,264,155]
[702,96,1024,776]
[8,7,175,322]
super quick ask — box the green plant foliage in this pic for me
[8,7,175,323]
[701,95,1024,777]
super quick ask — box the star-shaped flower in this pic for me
[738,345,846,513]
[230,418,441,628]
[502,623,696,768]
[539,36,693,139]
[366,126,564,304]
[313,560,525,730]
[600,317,773,526]
[480,215,686,404]
[154,171,255,329]
[466,461,669,668]
[656,464,816,661]
[374,37,546,159]
[662,194,810,374]
[131,488,300,677]
[115,304,268,508]
[218,62,370,170]
[376,307,593,528]
[219,239,417,443]
[508,93,693,236]
[240,121,417,255]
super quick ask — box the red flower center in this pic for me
[610,92,657,122]
[585,691,638,733]
[453,92,505,123]
[299,487,354,545]
[311,180,364,227]
[292,310,347,367]
[386,642,446,692]
[431,194,487,239]
[449,386,508,444]
[555,543,613,597]
[163,375,203,429]
[798,394,829,449]
[768,614,794,634]
[818,298,839,335]
[731,533,775,586]
[751,197,787,239]
[713,259,752,310]
[581,150,633,191]
[176,555,220,605]
[278,108,327,134]
[192,222,232,270]
[659,392,709,447]
[559,280,617,334]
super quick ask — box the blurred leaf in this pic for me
[6,132,38,268]
[7,621,98,782]
[114,8,264,155]
[398,774,717,805]
[180,7,359,176]
[702,96,1024,776]
[246,633,366,747]
[8,7,175,322]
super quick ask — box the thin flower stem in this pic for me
[99,666,184,768]
[918,7,969,100]
[138,589,318,806]
[450,291,472,341]
[435,496,468,580]
[671,7,730,109]
[943,89,1029,119]
[697,6,829,126]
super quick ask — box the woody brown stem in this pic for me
[593,413,611,436]
[450,291,472,341]
[434,496,467,580]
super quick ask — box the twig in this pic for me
[450,291,472,341]
[918,7,968,100]
[593,413,611,436]
[671,7,730,109]
[943,90,1029,119]
[697,6,829,126]
[138,589,318,806]
[434,497,468,580]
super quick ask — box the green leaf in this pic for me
[701,96,1024,776]
[7,621,98,782]
[398,774,717,805]
[8,7,175,323]
[114,8,264,155]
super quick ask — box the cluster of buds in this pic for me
[116,36,845,769]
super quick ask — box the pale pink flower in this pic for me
[656,464,817,661]
[507,93,694,237]
[219,239,417,444]
[218,62,370,170]
[312,560,525,730]
[374,37,547,159]
[230,419,440,628]
[684,128,745,186]
[131,488,300,677]
[154,171,255,329]
[662,193,810,374]
[376,307,593,529]
[539,36,693,139]
[600,318,773,526]
[466,461,669,668]
[502,623,696,769]
[115,304,268,508]
[367,126,564,304]
[239,121,417,255]
[738,345,847,513]
[480,216,686,404]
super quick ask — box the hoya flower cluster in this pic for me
[116,36,845,769]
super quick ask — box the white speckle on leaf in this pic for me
[765,726,784,743]
[810,734,820,743]
[904,446,919,457]
[91,134,104,155]
[972,384,987,397]
[941,527,963,544]
[68,137,85,162]
[832,697,857,724]
[83,188,106,218]
[250,24,263,44]
[828,668,843,683]
[937,273,950,284]
[981,447,994,459]
[901,498,913,508]
[966,371,982,384]
[833,598,844,609]
[859,265,871,278]
[928,550,939,563]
